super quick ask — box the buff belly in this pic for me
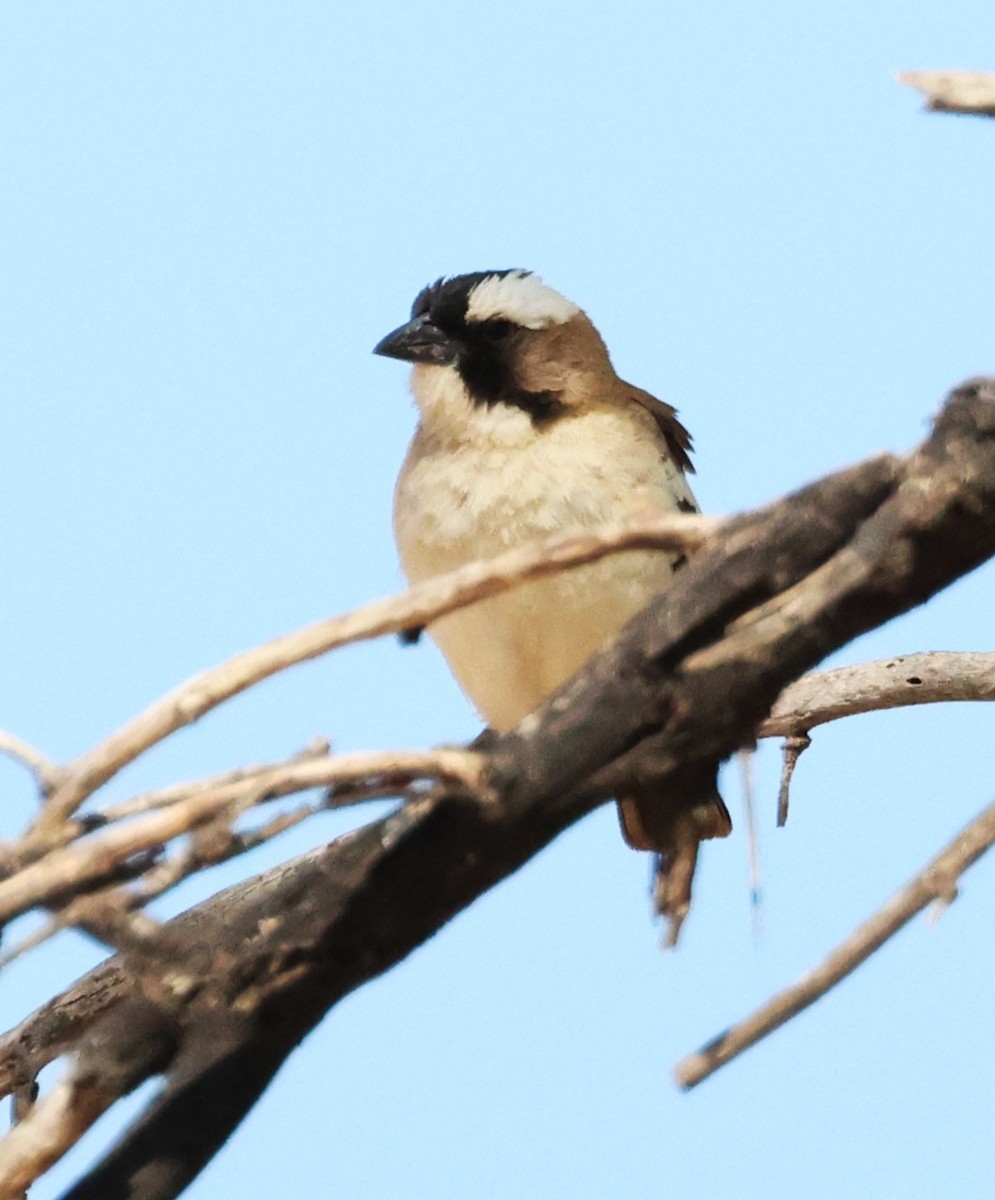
[410,548,674,731]
[394,402,693,732]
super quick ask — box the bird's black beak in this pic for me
[373,314,457,365]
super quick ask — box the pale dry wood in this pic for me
[74,651,995,836]
[899,69,995,116]
[28,513,719,840]
[757,651,995,738]
[0,379,990,1192]
[100,741,472,827]
[0,732,62,795]
[0,749,487,927]
[760,651,995,822]
[776,734,811,827]
[132,802,321,901]
[4,648,990,939]
[0,647,983,1071]
[674,796,995,1089]
[0,1077,111,1199]
[3,647,989,941]
[0,805,323,970]
[102,737,332,822]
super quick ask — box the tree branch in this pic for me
[899,69,995,116]
[0,733,62,796]
[0,379,992,1200]
[758,650,995,737]
[0,749,488,931]
[27,513,716,841]
[674,795,995,1090]
[0,1078,114,1200]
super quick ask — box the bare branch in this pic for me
[0,380,992,1199]
[0,732,62,796]
[10,647,987,939]
[129,802,322,904]
[776,734,810,826]
[674,795,995,1090]
[758,651,995,738]
[100,737,332,822]
[759,651,994,823]
[0,748,487,928]
[899,69,995,116]
[0,961,129,1099]
[27,512,718,839]
[0,805,325,971]
[0,1077,113,1199]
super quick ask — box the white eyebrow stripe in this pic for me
[465,271,579,329]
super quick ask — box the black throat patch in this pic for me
[413,270,568,427]
[499,389,568,425]
[457,316,567,427]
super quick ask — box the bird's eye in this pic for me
[485,319,514,341]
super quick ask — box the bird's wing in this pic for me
[624,383,696,477]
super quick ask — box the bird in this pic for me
[374,269,729,935]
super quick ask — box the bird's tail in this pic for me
[616,766,731,947]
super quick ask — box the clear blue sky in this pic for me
[2,4,994,1198]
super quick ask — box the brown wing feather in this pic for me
[625,383,696,476]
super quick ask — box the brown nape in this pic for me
[625,385,695,474]
[513,315,696,473]
[511,313,617,403]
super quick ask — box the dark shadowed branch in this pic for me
[0,380,993,1200]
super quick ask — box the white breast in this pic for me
[394,366,696,731]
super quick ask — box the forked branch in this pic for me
[0,379,992,1200]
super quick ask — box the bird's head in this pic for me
[374,270,614,428]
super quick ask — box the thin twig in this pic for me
[0,920,62,971]
[674,796,995,1090]
[0,1076,112,1199]
[0,733,62,796]
[899,69,995,116]
[0,820,285,969]
[776,734,811,827]
[27,513,718,838]
[758,651,995,739]
[100,737,332,822]
[0,749,488,927]
[132,803,321,903]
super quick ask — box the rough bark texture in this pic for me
[2,380,993,1200]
